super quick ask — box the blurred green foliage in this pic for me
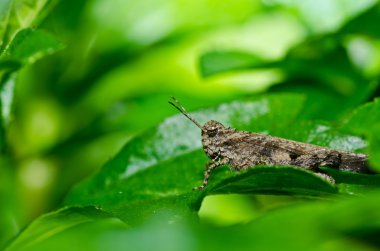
[2,0,380,250]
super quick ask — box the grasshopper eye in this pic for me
[207,128,218,137]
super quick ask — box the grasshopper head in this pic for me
[203,120,225,137]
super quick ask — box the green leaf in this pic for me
[1,28,65,67]
[5,207,128,251]
[236,189,380,251]
[209,166,337,196]
[320,166,380,195]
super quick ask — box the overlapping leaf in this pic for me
[8,189,380,251]
[5,207,127,251]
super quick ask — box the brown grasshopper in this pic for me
[169,97,371,190]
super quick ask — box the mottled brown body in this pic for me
[169,97,370,190]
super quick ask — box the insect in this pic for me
[169,97,371,190]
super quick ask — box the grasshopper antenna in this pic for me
[169,96,203,130]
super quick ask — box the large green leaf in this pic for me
[8,189,380,251]
[65,94,378,225]
[65,94,307,222]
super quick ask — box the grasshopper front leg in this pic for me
[193,159,229,191]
